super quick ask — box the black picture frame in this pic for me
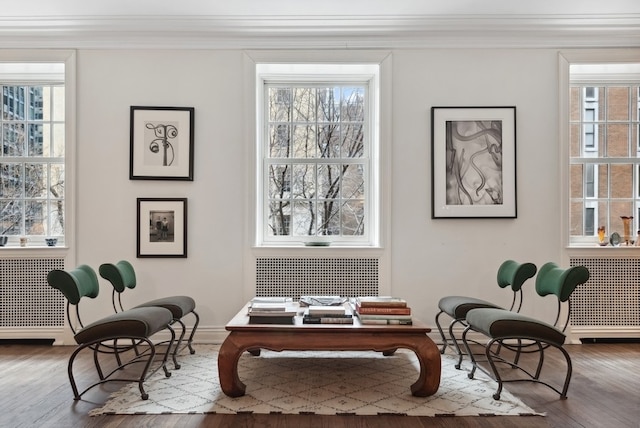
[130,106,194,180]
[137,197,188,258]
[431,106,517,219]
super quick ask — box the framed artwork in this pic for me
[130,106,194,180]
[137,198,188,258]
[431,106,517,219]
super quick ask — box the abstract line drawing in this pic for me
[146,122,178,167]
[445,120,503,206]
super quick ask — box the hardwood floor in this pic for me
[0,340,638,428]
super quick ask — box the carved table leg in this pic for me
[218,333,246,397]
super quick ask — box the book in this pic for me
[249,315,295,325]
[306,305,347,316]
[302,315,354,324]
[357,313,412,321]
[249,302,298,317]
[251,296,293,304]
[358,318,413,325]
[299,296,346,307]
[355,296,408,308]
[356,306,411,315]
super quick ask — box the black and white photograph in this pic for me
[130,106,194,180]
[137,197,187,257]
[431,106,517,218]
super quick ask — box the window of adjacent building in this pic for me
[0,63,65,246]
[256,64,380,246]
[569,63,640,245]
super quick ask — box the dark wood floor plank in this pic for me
[1,342,638,428]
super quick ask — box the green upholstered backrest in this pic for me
[99,260,137,293]
[535,262,590,302]
[47,264,100,305]
[496,260,537,291]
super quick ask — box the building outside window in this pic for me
[256,64,380,247]
[0,63,65,246]
[569,64,640,245]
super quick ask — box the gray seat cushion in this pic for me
[74,307,173,345]
[438,296,503,319]
[466,308,566,347]
[134,295,196,319]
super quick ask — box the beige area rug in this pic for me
[90,345,543,417]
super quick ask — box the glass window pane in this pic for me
[570,164,583,198]
[570,200,584,237]
[319,199,340,235]
[318,164,340,199]
[606,124,630,157]
[610,164,633,198]
[268,201,290,236]
[28,124,44,156]
[317,88,340,122]
[342,200,364,236]
[3,123,26,156]
[268,164,290,199]
[269,124,290,158]
[291,125,316,158]
[268,87,290,122]
[52,86,65,122]
[52,123,65,157]
[342,123,364,158]
[47,199,64,235]
[25,163,47,198]
[343,164,365,199]
[49,163,64,199]
[341,87,365,122]
[607,87,629,121]
[291,88,315,122]
[569,87,581,121]
[0,163,24,197]
[25,200,46,235]
[318,124,340,158]
[292,164,315,199]
[569,124,581,157]
[292,200,316,236]
[0,199,23,235]
[597,164,609,198]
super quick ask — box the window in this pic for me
[569,63,640,245]
[256,64,380,246]
[0,62,66,246]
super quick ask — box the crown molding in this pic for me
[0,14,638,49]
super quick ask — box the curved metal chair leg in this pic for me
[171,319,187,370]
[461,325,478,379]
[435,310,449,354]
[186,310,199,354]
[448,319,466,369]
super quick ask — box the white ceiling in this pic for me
[1,0,639,49]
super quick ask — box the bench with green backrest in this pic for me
[47,264,175,401]
[435,260,537,369]
[462,262,590,400]
[99,260,199,369]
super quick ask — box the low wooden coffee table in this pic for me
[218,302,441,397]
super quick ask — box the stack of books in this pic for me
[353,296,412,325]
[302,305,354,324]
[248,297,297,324]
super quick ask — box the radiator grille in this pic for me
[570,257,640,326]
[256,258,379,299]
[0,258,65,327]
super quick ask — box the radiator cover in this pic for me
[0,258,65,329]
[570,257,640,330]
[256,257,379,299]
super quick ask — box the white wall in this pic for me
[75,47,562,341]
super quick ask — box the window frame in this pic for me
[561,51,640,248]
[255,63,381,247]
[0,50,75,250]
